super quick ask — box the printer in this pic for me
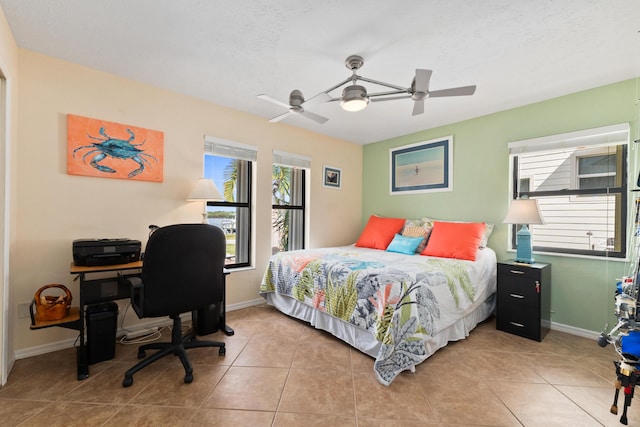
[73,238,142,266]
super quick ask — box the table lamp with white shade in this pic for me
[187,178,224,223]
[503,198,545,264]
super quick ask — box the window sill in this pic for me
[225,265,256,273]
[506,248,627,263]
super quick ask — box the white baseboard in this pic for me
[15,317,173,360]
[228,298,265,311]
[14,337,79,360]
[550,321,601,340]
[14,298,266,360]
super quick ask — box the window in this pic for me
[203,137,256,268]
[509,124,629,258]
[271,151,309,254]
[575,151,616,190]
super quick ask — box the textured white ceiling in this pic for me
[1,0,639,144]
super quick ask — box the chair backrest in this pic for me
[140,223,226,317]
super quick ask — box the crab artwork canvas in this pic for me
[67,115,164,182]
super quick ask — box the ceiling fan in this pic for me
[257,90,328,124]
[324,55,477,116]
[258,54,476,124]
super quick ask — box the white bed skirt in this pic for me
[263,290,496,360]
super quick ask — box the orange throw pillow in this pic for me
[355,215,406,250]
[421,221,486,261]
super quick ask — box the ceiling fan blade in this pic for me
[429,85,476,97]
[303,92,332,106]
[268,111,291,123]
[414,69,432,92]
[301,110,329,124]
[412,100,425,116]
[257,94,291,109]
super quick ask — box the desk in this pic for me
[31,260,233,380]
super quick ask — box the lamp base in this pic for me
[515,225,535,264]
[201,202,209,224]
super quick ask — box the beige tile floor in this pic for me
[0,304,638,426]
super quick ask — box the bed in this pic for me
[259,216,497,386]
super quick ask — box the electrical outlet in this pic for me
[18,303,30,319]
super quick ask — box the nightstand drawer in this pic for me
[496,305,539,339]
[497,279,539,308]
[498,263,541,280]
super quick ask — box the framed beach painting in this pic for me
[323,165,341,189]
[389,136,453,194]
[67,114,164,182]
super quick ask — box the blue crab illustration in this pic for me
[72,127,157,178]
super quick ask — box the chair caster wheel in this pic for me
[137,350,146,359]
[184,373,193,384]
[123,376,133,387]
[219,347,226,355]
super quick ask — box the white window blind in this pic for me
[272,150,311,169]
[508,123,629,155]
[204,136,257,162]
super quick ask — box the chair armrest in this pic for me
[123,276,144,318]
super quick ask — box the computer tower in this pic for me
[86,302,118,364]
[195,303,220,336]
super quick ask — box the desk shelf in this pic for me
[29,306,81,330]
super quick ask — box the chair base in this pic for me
[122,314,225,387]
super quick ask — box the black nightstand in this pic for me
[496,261,551,341]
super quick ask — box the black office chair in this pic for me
[121,223,226,387]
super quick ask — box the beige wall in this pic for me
[13,49,362,352]
[0,5,19,379]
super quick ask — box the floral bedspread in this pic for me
[260,245,496,385]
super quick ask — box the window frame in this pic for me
[271,150,310,253]
[508,124,629,259]
[203,137,257,269]
[271,166,306,252]
[206,159,252,268]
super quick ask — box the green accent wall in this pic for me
[363,79,639,333]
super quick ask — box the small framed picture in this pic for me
[323,166,341,189]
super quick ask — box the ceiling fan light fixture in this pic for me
[340,85,369,112]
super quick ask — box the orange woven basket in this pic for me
[34,284,72,322]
